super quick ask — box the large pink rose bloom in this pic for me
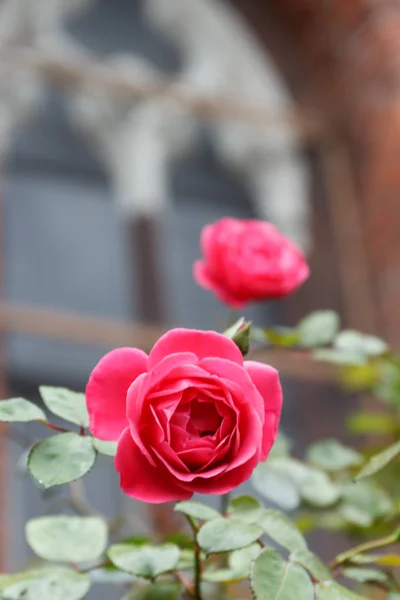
[86,329,282,503]
[194,218,309,308]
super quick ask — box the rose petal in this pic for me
[177,445,215,471]
[193,261,246,308]
[115,428,192,503]
[149,328,243,368]
[86,348,148,441]
[200,357,264,424]
[149,352,199,380]
[126,353,200,428]
[200,223,218,267]
[260,412,278,459]
[126,361,214,463]
[152,440,228,481]
[282,260,310,294]
[180,453,260,494]
[244,361,283,459]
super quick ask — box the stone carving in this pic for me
[144,0,311,250]
[69,55,198,218]
[0,0,311,249]
[0,0,91,149]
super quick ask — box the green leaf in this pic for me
[313,511,347,532]
[375,361,400,406]
[268,432,292,460]
[257,510,307,552]
[227,496,263,523]
[340,480,394,527]
[268,458,340,508]
[39,386,89,427]
[298,310,340,348]
[262,327,301,348]
[229,543,262,575]
[306,439,363,472]
[108,544,180,578]
[0,568,90,600]
[315,581,368,599]
[352,552,400,567]
[26,516,108,562]
[346,411,397,435]
[197,518,262,554]
[163,532,192,549]
[251,462,300,511]
[0,398,46,422]
[202,568,243,583]
[313,349,366,365]
[204,543,263,583]
[251,549,314,600]
[174,501,220,521]
[299,473,340,509]
[342,567,388,583]
[176,548,195,570]
[335,331,388,358]
[89,566,136,585]
[119,536,149,547]
[121,582,181,600]
[370,554,400,567]
[92,438,118,456]
[340,363,379,392]
[355,440,400,481]
[290,550,331,581]
[28,432,96,488]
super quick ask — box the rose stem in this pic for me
[220,492,230,515]
[185,514,202,600]
[330,528,400,570]
[38,419,70,433]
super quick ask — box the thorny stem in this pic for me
[193,542,202,600]
[331,528,400,569]
[175,571,195,598]
[38,419,70,433]
[185,515,202,600]
[38,419,88,436]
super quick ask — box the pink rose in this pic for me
[86,328,282,503]
[194,218,309,307]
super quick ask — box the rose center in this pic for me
[188,397,222,438]
[199,430,214,437]
[170,394,223,440]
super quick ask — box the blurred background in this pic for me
[0,0,397,597]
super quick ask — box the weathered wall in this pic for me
[233,0,400,345]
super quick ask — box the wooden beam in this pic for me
[319,138,379,334]
[0,48,324,141]
[130,217,164,324]
[0,301,162,351]
[0,301,338,383]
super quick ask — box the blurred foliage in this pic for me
[1,313,400,598]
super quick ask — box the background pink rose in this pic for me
[86,328,282,503]
[194,217,309,307]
